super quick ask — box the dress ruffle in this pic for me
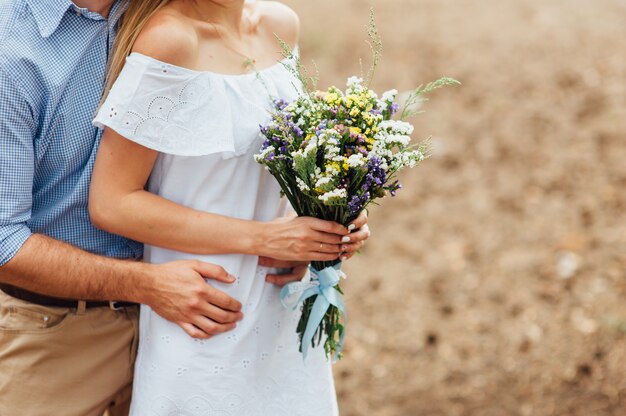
[94,51,299,158]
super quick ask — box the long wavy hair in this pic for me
[101,0,171,102]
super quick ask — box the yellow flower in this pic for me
[325,161,341,173]
[325,93,339,105]
[345,94,359,108]
[349,127,362,135]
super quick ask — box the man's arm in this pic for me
[1,234,243,338]
[1,233,146,301]
[0,69,241,339]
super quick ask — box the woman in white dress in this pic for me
[89,1,370,415]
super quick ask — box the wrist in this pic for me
[246,220,271,256]
[126,261,157,304]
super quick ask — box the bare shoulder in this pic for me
[254,1,300,48]
[132,8,199,68]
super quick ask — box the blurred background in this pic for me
[282,0,626,414]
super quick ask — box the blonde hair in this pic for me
[102,0,171,103]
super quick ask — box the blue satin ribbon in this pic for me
[280,263,347,361]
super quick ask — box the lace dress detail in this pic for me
[94,51,338,416]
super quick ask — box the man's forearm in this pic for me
[0,234,151,302]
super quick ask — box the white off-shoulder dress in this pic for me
[94,52,338,416]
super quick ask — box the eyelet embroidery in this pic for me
[100,72,240,156]
[142,371,335,415]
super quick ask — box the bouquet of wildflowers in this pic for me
[255,12,459,359]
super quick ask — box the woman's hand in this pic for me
[339,210,371,261]
[259,211,371,287]
[259,211,371,262]
[261,216,347,262]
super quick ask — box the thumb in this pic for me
[192,261,236,284]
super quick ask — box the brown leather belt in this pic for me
[0,284,137,309]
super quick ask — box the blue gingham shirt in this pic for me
[0,0,142,266]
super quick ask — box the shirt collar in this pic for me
[27,0,74,38]
[108,0,129,29]
[27,0,128,38]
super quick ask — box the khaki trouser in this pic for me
[0,290,139,416]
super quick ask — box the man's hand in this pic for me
[142,260,243,339]
[259,257,310,287]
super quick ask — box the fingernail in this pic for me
[348,224,356,231]
[228,274,237,282]
[341,245,348,251]
[342,236,351,243]
[340,256,347,261]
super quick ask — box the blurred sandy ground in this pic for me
[282,0,626,414]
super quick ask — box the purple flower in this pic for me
[273,98,289,111]
[364,157,387,188]
[348,195,362,214]
[315,120,328,134]
[346,158,389,215]
[387,180,402,197]
[293,126,304,138]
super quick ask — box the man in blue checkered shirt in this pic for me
[0,0,309,414]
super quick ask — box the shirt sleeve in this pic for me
[0,69,37,266]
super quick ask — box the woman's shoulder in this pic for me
[132,8,199,69]
[253,1,300,48]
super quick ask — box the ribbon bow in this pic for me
[280,264,347,360]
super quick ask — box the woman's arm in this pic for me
[89,128,351,262]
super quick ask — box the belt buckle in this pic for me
[109,301,124,311]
